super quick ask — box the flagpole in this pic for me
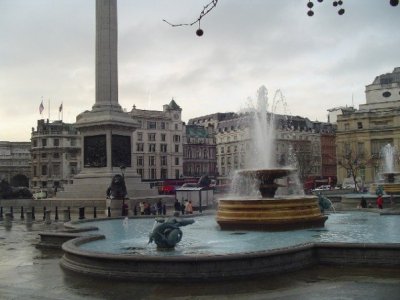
[48,98,51,121]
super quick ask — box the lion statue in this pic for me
[106,174,127,200]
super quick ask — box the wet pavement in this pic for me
[1,218,400,299]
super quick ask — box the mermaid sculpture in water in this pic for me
[149,214,195,249]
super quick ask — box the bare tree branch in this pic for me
[163,0,218,28]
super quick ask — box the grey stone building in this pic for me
[0,141,31,186]
[30,119,81,193]
[183,124,217,178]
[129,99,184,180]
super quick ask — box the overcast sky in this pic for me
[1,0,399,142]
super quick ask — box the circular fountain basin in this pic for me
[217,195,327,231]
[60,212,400,281]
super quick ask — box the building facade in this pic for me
[129,99,184,180]
[0,141,31,186]
[183,125,217,178]
[336,67,400,186]
[190,112,329,184]
[30,119,81,192]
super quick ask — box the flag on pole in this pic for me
[59,102,63,112]
[39,101,44,114]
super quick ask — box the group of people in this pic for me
[174,199,193,215]
[139,199,166,216]
[358,195,385,209]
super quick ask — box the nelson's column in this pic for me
[58,0,155,199]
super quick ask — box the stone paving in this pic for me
[1,218,400,299]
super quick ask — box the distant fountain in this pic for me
[217,86,327,231]
[371,143,400,194]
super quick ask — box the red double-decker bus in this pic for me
[159,178,199,195]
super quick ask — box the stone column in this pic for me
[94,0,120,111]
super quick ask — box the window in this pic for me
[160,168,167,179]
[204,149,208,159]
[161,134,166,141]
[344,123,350,130]
[160,144,167,153]
[53,153,60,159]
[136,143,144,152]
[160,122,166,130]
[41,153,47,158]
[147,121,156,129]
[137,132,143,141]
[149,156,155,166]
[221,147,225,154]
[173,135,180,142]
[41,165,47,176]
[161,156,167,166]
[148,144,156,152]
[175,124,178,130]
[175,157,179,165]
[70,138,76,146]
[148,133,156,141]
[175,169,180,179]
[33,140,37,147]
[137,168,143,178]
[54,139,59,147]
[357,142,365,158]
[150,169,156,179]
[137,156,143,166]
[33,166,37,177]
[357,122,363,129]
[42,139,47,147]
[175,144,179,153]
[53,164,60,176]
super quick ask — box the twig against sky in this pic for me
[162,0,218,28]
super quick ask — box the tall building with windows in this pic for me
[336,67,400,186]
[0,141,31,186]
[30,119,81,192]
[129,99,184,180]
[183,125,217,178]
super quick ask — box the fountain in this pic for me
[58,87,400,281]
[216,87,327,231]
[371,143,400,194]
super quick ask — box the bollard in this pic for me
[26,211,33,225]
[55,206,59,221]
[68,206,71,220]
[93,207,97,219]
[20,206,25,220]
[107,206,111,217]
[43,206,46,220]
[62,209,70,222]
[10,206,14,219]
[79,207,85,220]
[45,210,51,225]
[32,207,36,220]
[4,212,12,228]
[0,206,3,221]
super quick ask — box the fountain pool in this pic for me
[60,212,400,281]
[74,212,400,256]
